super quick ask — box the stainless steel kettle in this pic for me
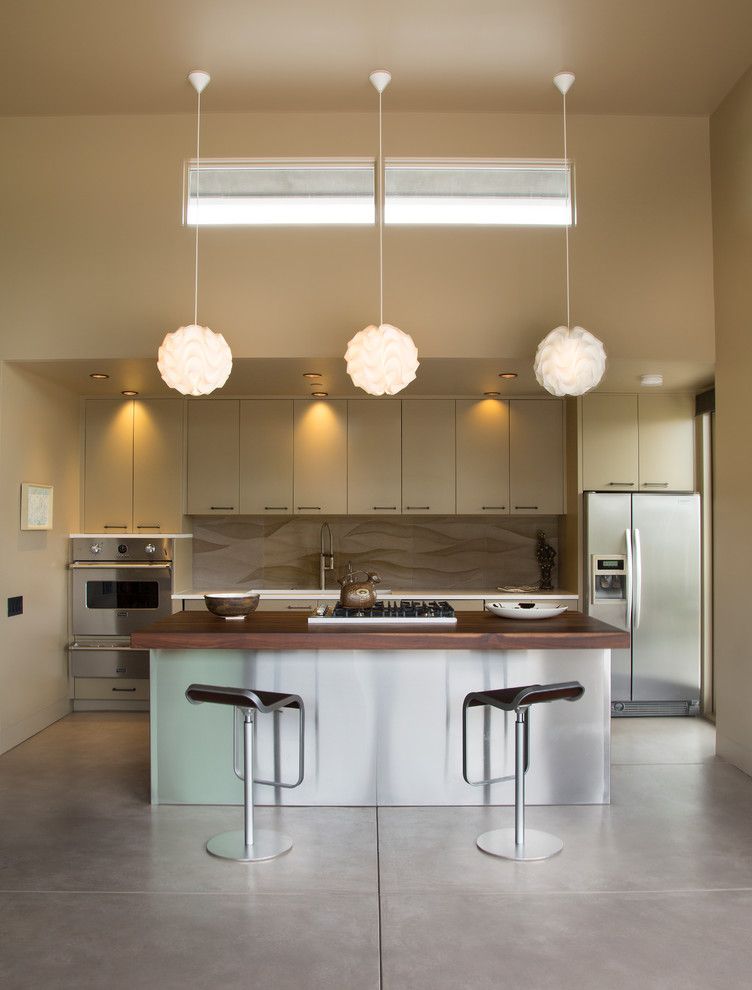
[337,562,381,609]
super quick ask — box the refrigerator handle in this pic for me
[625,528,633,626]
[633,527,643,630]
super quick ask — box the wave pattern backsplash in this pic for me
[191,516,560,591]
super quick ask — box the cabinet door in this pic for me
[348,401,402,514]
[638,395,695,492]
[402,400,456,514]
[84,399,134,532]
[240,400,294,514]
[581,394,639,492]
[293,400,347,514]
[186,401,239,514]
[133,399,184,532]
[456,399,510,514]
[509,399,563,514]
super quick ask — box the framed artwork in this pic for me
[20,482,54,531]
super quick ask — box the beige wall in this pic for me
[710,66,752,774]
[0,363,79,754]
[0,110,714,363]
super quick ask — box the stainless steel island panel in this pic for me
[150,648,610,806]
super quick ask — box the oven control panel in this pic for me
[71,537,172,562]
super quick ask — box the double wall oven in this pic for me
[68,537,176,709]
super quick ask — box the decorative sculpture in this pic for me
[536,530,556,591]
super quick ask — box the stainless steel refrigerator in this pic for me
[584,492,701,716]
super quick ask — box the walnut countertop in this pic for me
[132,609,628,652]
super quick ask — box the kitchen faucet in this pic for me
[319,521,335,590]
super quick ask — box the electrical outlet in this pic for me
[7,596,23,617]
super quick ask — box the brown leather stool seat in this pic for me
[185,682,304,863]
[462,680,584,862]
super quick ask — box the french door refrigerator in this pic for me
[584,492,701,716]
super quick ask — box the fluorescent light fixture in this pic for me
[385,160,573,226]
[186,161,375,226]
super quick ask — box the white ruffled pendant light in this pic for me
[534,72,606,397]
[345,70,419,396]
[158,70,232,396]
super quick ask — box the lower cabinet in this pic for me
[73,678,150,701]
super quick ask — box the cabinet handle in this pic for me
[297,506,321,511]
[104,524,128,529]
[287,604,313,610]
[406,506,430,510]
[373,505,397,510]
[264,506,289,511]
[514,505,539,510]
[209,506,235,510]
[482,506,506,510]
[642,482,669,488]
[607,482,635,487]
[136,524,160,529]
[112,687,137,692]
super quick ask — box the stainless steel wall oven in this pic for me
[68,537,176,709]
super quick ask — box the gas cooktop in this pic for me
[308,600,457,627]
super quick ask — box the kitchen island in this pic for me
[132,611,628,807]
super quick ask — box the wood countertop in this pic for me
[132,610,629,652]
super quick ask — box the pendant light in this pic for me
[534,72,606,397]
[345,70,419,396]
[158,71,233,396]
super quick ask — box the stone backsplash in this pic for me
[191,515,559,591]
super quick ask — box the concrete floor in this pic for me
[1,713,749,989]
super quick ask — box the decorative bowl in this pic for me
[204,593,260,619]
[485,602,567,620]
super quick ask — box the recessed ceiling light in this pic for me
[498,372,518,380]
[640,374,664,387]
[121,390,139,396]
[311,391,328,398]
[303,372,323,379]
[89,373,109,380]
[484,391,501,397]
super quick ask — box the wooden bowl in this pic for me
[204,593,260,619]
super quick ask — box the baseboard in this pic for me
[0,696,72,755]
[716,731,752,777]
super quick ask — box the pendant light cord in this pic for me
[562,88,571,330]
[193,88,202,326]
[378,87,384,328]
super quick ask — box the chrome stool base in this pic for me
[477,827,563,862]
[207,828,293,863]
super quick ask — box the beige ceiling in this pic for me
[2,0,752,116]
[14,358,714,398]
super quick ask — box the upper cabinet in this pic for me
[84,399,135,532]
[509,399,564,515]
[638,394,695,492]
[240,400,293,514]
[84,398,184,533]
[132,399,184,532]
[402,400,456,514]
[348,401,402,514]
[581,393,695,493]
[581,394,639,492]
[456,399,510,514]
[186,400,239,514]
[293,399,347,514]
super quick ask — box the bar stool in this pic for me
[185,683,304,863]
[462,681,584,861]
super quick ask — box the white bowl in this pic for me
[485,601,567,620]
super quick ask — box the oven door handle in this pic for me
[68,562,172,569]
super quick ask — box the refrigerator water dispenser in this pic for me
[591,555,627,602]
